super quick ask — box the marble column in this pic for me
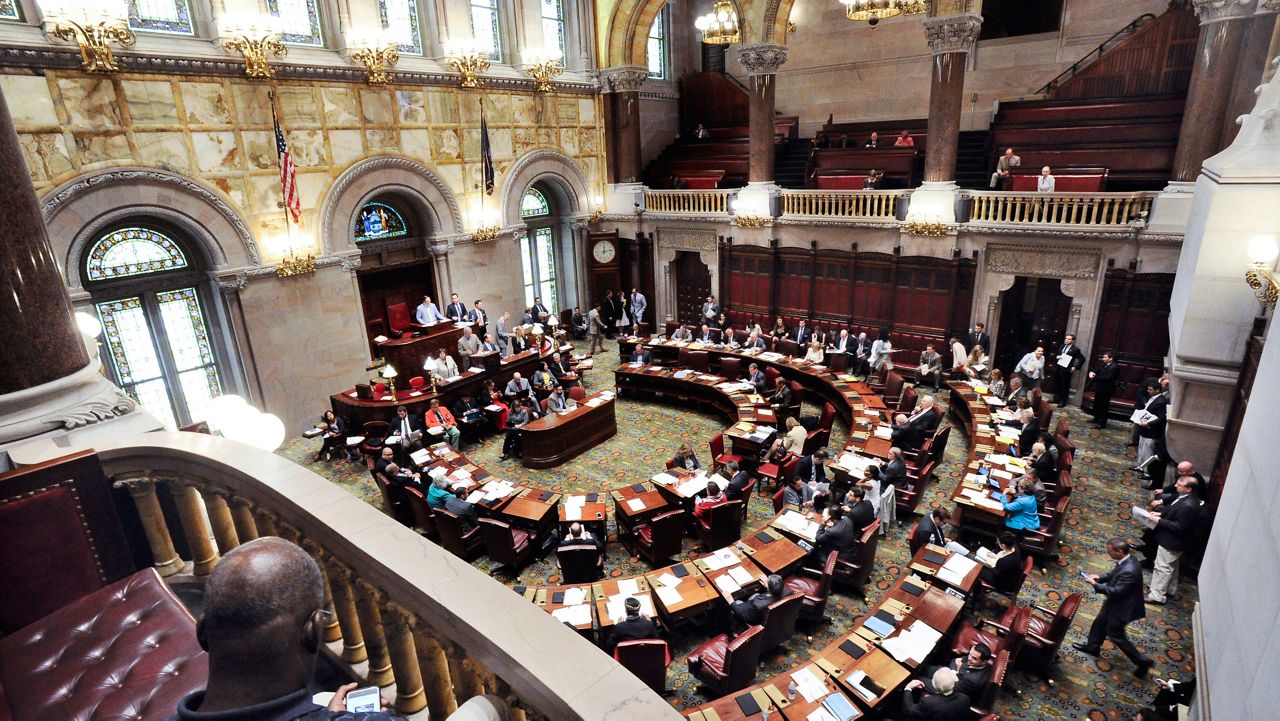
[737,44,788,184]
[601,66,648,185]
[1220,7,1279,149]
[921,13,983,183]
[1171,0,1257,181]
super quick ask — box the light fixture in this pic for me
[902,218,950,237]
[38,0,134,73]
[588,194,605,224]
[380,364,399,398]
[839,0,927,26]
[525,47,564,92]
[472,201,501,242]
[446,38,492,88]
[1245,236,1279,309]
[347,31,399,85]
[206,395,286,452]
[217,13,286,79]
[276,251,316,277]
[694,0,740,45]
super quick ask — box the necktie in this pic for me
[434,411,443,424]
[402,419,409,437]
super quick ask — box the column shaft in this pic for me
[201,492,240,553]
[616,90,643,184]
[921,12,982,184]
[328,570,368,664]
[413,630,459,719]
[354,583,395,687]
[381,607,427,714]
[228,499,259,542]
[170,482,219,575]
[1172,17,1248,180]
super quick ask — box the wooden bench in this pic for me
[806,148,920,188]
[1009,167,1109,192]
[678,171,725,189]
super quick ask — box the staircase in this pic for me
[955,131,990,190]
[773,138,811,189]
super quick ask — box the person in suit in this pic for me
[803,340,825,364]
[700,295,719,326]
[503,372,535,406]
[602,290,621,338]
[545,385,570,414]
[783,476,815,510]
[1016,409,1039,457]
[604,597,660,654]
[373,446,395,477]
[670,324,693,341]
[456,327,481,369]
[814,505,857,561]
[384,463,422,496]
[495,311,514,349]
[843,485,875,531]
[697,324,716,343]
[1144,476,1202,605]
[452,392,489,439]
[628,345,653,365]
[467,300,488,338]
[852,332,871,376]
[629,288,647,327]
[1074,538,1155,677]
[768,377,793,412]
[917,343,943,389]
[724,461,751,499]
[747,363,768,394]
[509,326,532,356]
[693,481,727,521]
[828,328,851,355]
[531,297,551,323]
[864,131,882,148]
[729,574,785,634]
[569,307,588,339]
[426,349,459,380]
[891,397,938,450]
[795,449,830,510]
[968,323,990,357]
[1133,379,1168,476]
[388,405,424,456]
[415,295,446,325]
[920,643,992,699]
[500,399,530,460]
[882,446,907,490]
[1029,441,1056,484]
[792,319,812,347]
[902,667,972,720]
[1051,334,1086,406]
[670,443,700,471]
[765,416,807,463]
[445,292,467,322]
[478,333,501,355]
[1087,352,1119,428]
[586,302,605,355]
[989,147,1022,188]
[548,352,575,380]
[744,331,767,351]
[558,521,604,574]
[425,399,461,447]
[978,532,1024,594]
[315,410,347,462]
[861,169,882,189]
[444,487,479,534]
[914,507,951,550]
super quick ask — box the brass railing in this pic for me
[779,189,908,220]
[965,190,1155,227]
[643,189,734,214]
[98,433,675,721]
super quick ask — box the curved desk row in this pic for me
[519,391,618,469]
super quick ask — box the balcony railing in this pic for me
[779,189,908,220]
[964,190,1154,227]
[643,189,734,215]
[97,432,675,721]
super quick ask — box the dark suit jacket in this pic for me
[445,302,467,321]
[816,516,858,560]
[1093,360,1119,394]
[917,514,947,547]
[1094,555,1146,624]
[550,358,574,377]
[794,455,827,486]
[793,326,812,345]
[731,591,776,627]
[924,659,991,701]
[1054,344,1085,373]
[629,349,653,364]
[388,414,424,437]
[1018,422,1040,457]
[1137,394,1168,438]
[979,550,1024,593]
[846,499,875,533]
[902,687,973,721]
[748,370,768,394]
[968,332,990,354]
[882,458,907,488]
[605,615,659,653]
[892,407,937,450]
[770,385,793,407]
[443,496,478,533]
[1154,494,1201,551]
[1031,452,1056,483]
[726,470,752,498]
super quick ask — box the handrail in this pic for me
[964,190,1154,227]
[96,432,677,721]
[643,189,735,214]
[779,189,908,220]
[1035,13,1158,96]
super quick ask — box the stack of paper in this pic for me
[713,575,741,596]
[563,587,588,605]
[937,553,979,586]
[618,578,642,596]
[728,565,757,587]
[564,495,586,520]
[409,448,432,466]
[654,585,682,607]
[703,548,739,570]
[605,594,654,623]
[677,474,711,498]
[650,472,678,486]
[626,497,647,512]
[790,668,827,703]
[550,604,591,626]
[656,572,682,588]
[873,425,893,440]
[880,620,942,665]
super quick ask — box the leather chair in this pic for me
[974,554,1035,609]
[719,357,741,380]
[435,507,483,559]
[677,347,692,367]
[758,593,804,653]
[478,518,542,572]
[772,485,787,513]
[627,509,685,564]
[688,350,710,372]
[758,453,799,490]
[664,458,677,471]
[833,519,880,595]
[403,487,438,539]
[776,338,799,357]
[802,403,837,456]
[369,466,414,527]
[1054,416,1070,439]
[764,366,782,387]
[950,606,1032,668]
[782,550,837,622]
[734,477,756,520]
[387,302,412,334]
[709,432,742,471]
[687,625,766,696]
[556,543,603,583]
[829,351,849,372]
[1021,495,1069,561]
[615,639,670,694]
[883,371,906,406]
[568,386,587,402]
[696,500,743,550]
[972,650,1011,714]
[895,458,934,515]
[359,420,389,458]
[1017,593,1082,678]
[897,384,919,414]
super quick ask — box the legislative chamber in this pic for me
[0,0,1276,719]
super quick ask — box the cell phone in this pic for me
[1078,571,1091,580]
[344,686,381,713]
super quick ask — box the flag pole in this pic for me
[269,87,298,256]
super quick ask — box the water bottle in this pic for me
[761,704,771,721]
[787,680,798,700]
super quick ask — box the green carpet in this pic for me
[279,344,1195,719]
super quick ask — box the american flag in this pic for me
[272,103,301,223]
[480,99,495,196]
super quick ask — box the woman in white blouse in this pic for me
[869,328,893,375]
[1037,166,1055,193]
[803,340,825,364]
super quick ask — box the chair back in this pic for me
[908,519,928,555]
[975,650,1011,713]
[557,544,602,583]
[818,403,836,431]
[1002,606,1033,665]
[677,347,692,367]
[776,338,799,356]
[884,372,905,401]
[688,350,710,372]
[1054,416,1070,438]
[720,357,741,379]
[409,375,426,390]
[721,625,767,692]
[615,639,669,694]
[829,352,849,372]
[362,420,389,443]
[664,458,677,471]
[736,477,756,518]
[477,518,521,566]
[772,486,786,513]
[1043,593,1082,653]
[764,366,782,385]
[541,398,550,414]
[709,433,726,461]
[646,509,687,561]
[387,302,411,333]
[403,487,437,538]
[780,454,801,484]
[703,500,744,548]
[435,508,475,559]
[897,385,918,414]
[805,550,838,618]
[929,424,952,464]
[568,386,587,401]
[759,593,804,651]
[847,519,881,589]
[1057,450,1074,477]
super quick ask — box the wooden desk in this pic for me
[611,486,670,531]
[374,322,465,376]
[592,578,657,631]
[644,561,721,623]
[520,392,618,469]
[534,583,597,635]
[907,543,983,595]
[558,493,608,536]
[694,546,763,603]
[498,487,560,530]
[823,639,911,711]
[740,528,808,575]
[684,682,776,720]
[776,662,858,721]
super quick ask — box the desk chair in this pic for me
[568,386,588,402]
[695,500,743,550]
[556,543,603,583]
[408,375,426,391]
[975,554,1035,610]
[687,625,766,696]
[403,487,438,540]
[478,518,542,573]
[627,509,685,565]
[832,519,880,596]
[709,433,741,472]
[719,357,741,380]
[359,421,389,458]
[435,508,483,560]
[758,593,804,653]
[950,606,1032,670]
[386,302,412,334]
[1016,593,1081,679]
[369,467,414,527]
[615,639,670,694]
[757,453,799,491]
[782,550,837,623]
[771,486,787,513]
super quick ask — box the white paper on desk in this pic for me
[410,448,431,466]
[565,505,582,521]
[937,553,979,586]
[385,434,402,445]
[713,575,741,596]
[465,490,485,504]
[485,404,503,412]
[945,540,972,556]
[426,426,445,436]
[874,425,893,439]
[986,453,1009,465]
[562,587,588,606]
[846,671,877,702]
[677,475,711,498]
[655,585,682,607]
[791,667,827,704]
[347,391,358,398]
[626,498,646,512]
[880,620,943,665]
[584,398,605,407]
[551,604,592,627]
[657,572,682,588]
[651,472,678,486]
[807,708,838,721]
[604,597,626,623]
[707,547,739,570]
[990,468,1014,481]
[617,578,642,597]
[728,565,756,587]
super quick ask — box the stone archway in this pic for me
[320,156,463,254]
[654,226,720,324]
[498,148,591,226]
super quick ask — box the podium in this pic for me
[472,350,501,374]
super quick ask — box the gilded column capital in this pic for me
[1193,0,1260,23]
[737,43,788,76]
[599,65,648,93]
[923,12,984,55]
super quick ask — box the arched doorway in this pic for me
[350,192,440,351]
[82,225,228,430]
[994,276,1072,377]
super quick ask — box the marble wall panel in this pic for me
[0,75,57,126]
[400,128,431,160]
[486,94,512,124]
[490,126,513,159]
[558,128,578,156]
[247,174,283,214]
[57,78,123,129]
[72,132,132,165]
[242,130,276,170]
[18,132,73,182]
[511,95,536,125]
[578,97,595,125]
[364,128,399,150]
[191,131,243,173]
[361,88,395,125]
[210,176,248,211]
[555,97,577,126]
[461,128,480,158]
[181,82,232,126]
[322,86,360,126]
[513,127,537,155]
[278,86,323,127]
[395,89,427,125]
[435,163,463,193]
[134,131,193,171]
[458,93,481,124]
[328,128,365,167]
[432,128,461,160]
[426,90,458,124]
[295,172,328,211]
[288,129,328,167]
[578,127,598,154]
[121,80,179,124]
[231,83,273,126]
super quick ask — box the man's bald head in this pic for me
[202,537,323,643]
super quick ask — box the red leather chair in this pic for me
[568,386,588,402]
[782,550,837,622]
[758,593,804,653]
[615,639,670,694]
[664,458,677,471]
[908,519,930,556]
[687,625,766,695]
[772,486,787,513]
[758,453,799,490]
[688,350,710,372]
[1018,593,1082,678]
[833,519,880,596]
[368,464,414,527]
[950,606,1032,668]
[882,371,905,406]
[1021,495,1070,561]
[709,432,741,471]
[720,357,741,380]
[802,403,837,456]
[974,554,1034,609]
[626,509,685,565]
[972,650,1010,714]
[556,543,603,583]
[408,375,426,391]
[387,302,412,334]
[435,507,483,560]
[897,385,919,414]
[696,500,743,550]
[403,487,438,539]
[359,420,389,458]
[478,518,542,572]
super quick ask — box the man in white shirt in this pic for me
[468,300,488,337]
[415,295,445,325]
[630,288,647,327]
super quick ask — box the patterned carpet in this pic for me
[279,344,1196,719]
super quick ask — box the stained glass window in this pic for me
[97,296,179,430]
[520,187,549,218]
[127,0,194,34]
[540,0,565,61]
[469,0,502,62]
[87,227,189,281]
[353,201,410,241]
[377,0,422,55]
[267,0,324,47]
[1,0,23,21]
[647,5,667,79]
[157,288,221,425]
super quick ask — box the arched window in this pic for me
[85,227,224,431]
[520,187,550,219]
[469,0,503,61]
[1,0,21,20]
[267,0,324,46]
[353,201,410,241]
[647,5,668,79]
[540,0,565,60]
[126,0,194,34]
[519,187,558,310]
[378,0,422,54]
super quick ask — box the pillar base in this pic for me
[1148,181,1197,233]
[905,181,961,224]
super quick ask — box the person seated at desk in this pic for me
[852,332,872,376]
[743,331,767,351]
[962,345,989,380]
[500,399,531,460]
[483,378,509,430]
[1016,408,1039,457]
[882,446,907,490]
[978,531,1024,595]
[783,476,815,510]
[425,399,461,447]
[814,505,857,561]
[670,324,693,341]
[862,169,882,190]
[986,368,1007,398]
[894,129,915,147]
[628,345,652,365]
[770,316,788,340]
[559,521,605,573]
[829,328,852,355]
[426,475,453,508]
[790,319,812,347]
[891,396,938,450]
[693,481,727,522]
[747,363,768,394]
[917,643,992,701]
[902,667,972,721]
[996,477,1041,536]
[374,446,395,477]
[388,405,425,455]
[842,485,876,531]
[857,466,883,517]
[915,507,951,549]
[424,348,459,379]
[315,410,347,462]
[570,307,588,339]
[917,343,943,390]
[697,324,716,343]
[546,385,570,413]
[604,597,661,655]
[416,294,446,325]
[509,326,531,355]
[549,352,576,380]
[478,333,501,355]
[671,443,701,471]
[729,574,785,634]
[722,325,741,348]
[796,449,831,511]
[532,362,556,391]
[768,377,792,411]
[452,392,489,438]
[445,292,467,323]
[457,326,481,369]
[384,463,422,495]
[765,416,807,463]
[713,312,729,332]
[504,371,537,406]
[724,461,751,499]
[803,340,825,364]
[864,131,882,148]
[1028,441,1056,485]
[444,486,479,534]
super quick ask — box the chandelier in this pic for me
[694,0,740,45]
[839,0,927,26]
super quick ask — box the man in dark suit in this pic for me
[467,299,489,338]
[1051,334,1086,406]
[902,667,972,720]
[374,446,395,476]
[768,377,793,412]
[1088,352,1120,428]
[602,290,621,338]
[1029,442,1056,484]
[445,292,467,322]
[1074,538,1154,677]
[891,398,938,450]
[914,508,950,550]
[387,405,425,458]
[531,296,551,322]
[443,487,479,534]
[814,505,858,561]
[794,449,829,490]
[559,521,604,574]
[628,345,652,364]
[1017,409,1040,457]
[548,352,575,379]
[843,486,875,532]
[604,597,660,654]
[729,574,783,633]
[724,461,752,499]
[967,323,990,357]
[792,319,812,347]
[921,642,993,699]
[882,447,908,490]
[747,363,768,394]
[1144,476,1201,605]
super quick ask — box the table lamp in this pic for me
[381,364,399,398]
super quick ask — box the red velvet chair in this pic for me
[625,509,685,565]
[568,386,588,402]
[408,375,426,391]
[615,639,670,694]
[709,432,741,470]
[1018,593,1082,679]
[687,625,766,695]
[696,500,743,550]
[897,385,919,414]
[782,550,837,622]
[478,518,542,572]
[772,486,787,513]
[386,302,412,334]
[758,591,804,653]
[435,508,483,560]
[368,464,414,527]
[950,606,1032,669]
[758,453,799,490]
[403,487,438,540]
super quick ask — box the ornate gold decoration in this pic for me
[276,251,316,277]
[350,44,400,85]
[527,57,564,92]
[902,220,949,237]
[787,20,798,34]
[694,0,740,45]
[46,19,135,73]
[840,0,927,25]
[1245,264,1280,309]
[221,33,287,79]
[446,46,491,88]
[472,225,501,242]
[734,214,768,229]
[587,207,604,224]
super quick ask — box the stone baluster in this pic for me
[410,628,458,719]
[444,640,485,705]
[354,580,395,687]
[167,479,220,575]
[112,474,184,576]
[379,602,428,714]
[252,508,279,536]
[302,543,342,643]
[322,561,368,664]
[226,497,259,541]
[200,488,240,553]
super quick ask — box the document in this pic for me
[1132,505,1159,530]
[651,472,678,486]
[713,575,741,596]
[880,620,942,665]
[1057,354,1074,368]
[1131,409,1157,424]
[654,585,682,608]
[807,708,838,721]
[873,425,893,439]
[562,587,588,606]
[937,553,979,586]
[656,573,682,588]
[626,498,647,512]
[551,605,591,626]
[728,565,757,587]
[705,548,739,570]
[791,667,827,704]
[617,578,642,597]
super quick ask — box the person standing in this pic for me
[1074,538,1154,678]
[1132,379,1168,481]
[1144,476,1201,605]
[456,326,481,369]
[701,295,719,327]
[1052,334,1085,406]
[445,292,467,322]
[587,302,605,355]
[602,290,620,338]
[968,323,990,356]
[1088,352,1119,428]
[467,299,488,338]
[630,287,647,327]
[1014,346,1046,394]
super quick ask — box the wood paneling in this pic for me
[1053,7,1198,100]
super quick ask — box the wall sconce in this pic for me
[1245,236,1279,310]
[902,216,950,237]
[472,203,501,242]
[588,194,605,224]
[218,13,286,79]
[38,0,135,73]
[277,251,316,277]
[525,47,564,92]
[347,31,399,85]
[446,38,491,88]
[787,20,798,34]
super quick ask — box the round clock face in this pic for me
[592,240,616,263]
